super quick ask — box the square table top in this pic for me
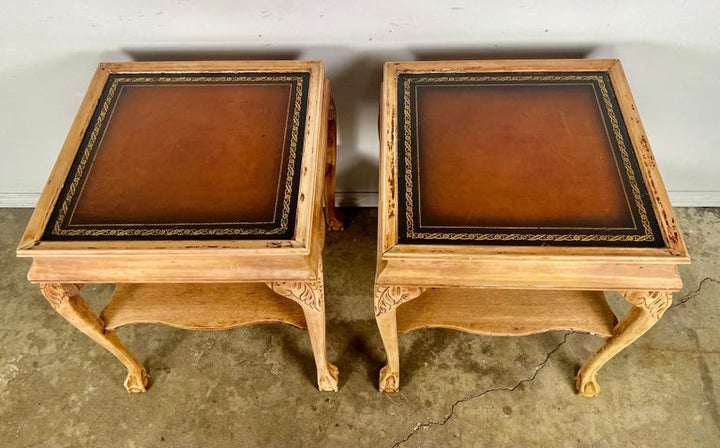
[380,59,688,261]
[19,61,327,254]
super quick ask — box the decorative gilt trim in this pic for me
[398,73,659,244]
[375,285,425,316]
[39,283,82,309]
[621,291,672,320]
[267,279,323,311]
[48,73,308,239]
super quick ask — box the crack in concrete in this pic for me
[669,276,720,310]
[385,268,714,447]
[390,332,571,448]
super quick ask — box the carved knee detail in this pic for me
[268,280,324,311]
[40,283,82,309]
[621,291,672,320]
[374,285,424,316]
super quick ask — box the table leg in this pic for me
[576,290,672,397]
[302,306,339,392]
[267,271,339,391]
[376,308,400,393]
[39,283,148,393]
[374,285,425,392]
[324,94,345,231]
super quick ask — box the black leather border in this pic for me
[43,72,310,241]
[396,72,665,247]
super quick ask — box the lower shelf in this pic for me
[101,283,307,331]
[396,289,617,337]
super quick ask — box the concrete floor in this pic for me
[0,207,718,447]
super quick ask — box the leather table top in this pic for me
[43,71,311,241]
[395,71,665,247]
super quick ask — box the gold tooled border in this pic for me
[50,74,306,238]
[401,74,655,243]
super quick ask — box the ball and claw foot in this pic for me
[379,365,399,393]
[328,216,345,232]
[124,369,149,393]
[576,371,601,397]
[317,363,339,392]
[326,207,346,232]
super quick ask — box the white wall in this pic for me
[2,0,719,206]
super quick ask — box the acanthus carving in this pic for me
[39,283,82,309]
[621,291,672,320]
[374,285,425,316]
[267,280,323,311]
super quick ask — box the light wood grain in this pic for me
[396,289,617,337]
[101,60,324,74]
[384,59,618,77]
[378,66,399,255]
[292,61,324,251]
[27,254,318,283]
[102,283,307,331]
[377,259,682,290]
[40,283,148,393]
[323,83,345,231]
[267,260,339,392]
[608,61,689,258]
[18,239,307,254]
[376,308,401,393]
[384,243,690,264]
[576,290,672,397]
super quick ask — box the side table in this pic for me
[17,60,343,393]
[374,59,690,396]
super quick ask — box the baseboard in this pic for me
[0,193,41,207]
[335,192,379,208]
[2,191,719,208]
[666,191,720,207]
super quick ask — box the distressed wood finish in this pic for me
[377,260,682,291]
[17,61,343,393]
[374,285,424,392]
[268,261,338,392]
[576,290,672,397]
[323,87,345,231]
[396,289,618,337]
[102,283,307,331]
[40,283,148,392]
[375,59,689,396]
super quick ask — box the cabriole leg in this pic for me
[376,308,400,393]
[374,285,425,392]
[267,270,339,391]
[302,306,339,391]
[39,283,148,393]
[576,291,672,397]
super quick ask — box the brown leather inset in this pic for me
[71,83,293,225]
[416,84,634,229]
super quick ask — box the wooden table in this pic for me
[17,60,343,393]
[374,59,690,396]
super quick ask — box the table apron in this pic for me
[377,259,682,291]
[26,254,318,283]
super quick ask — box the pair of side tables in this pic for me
[17,59,689,397]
